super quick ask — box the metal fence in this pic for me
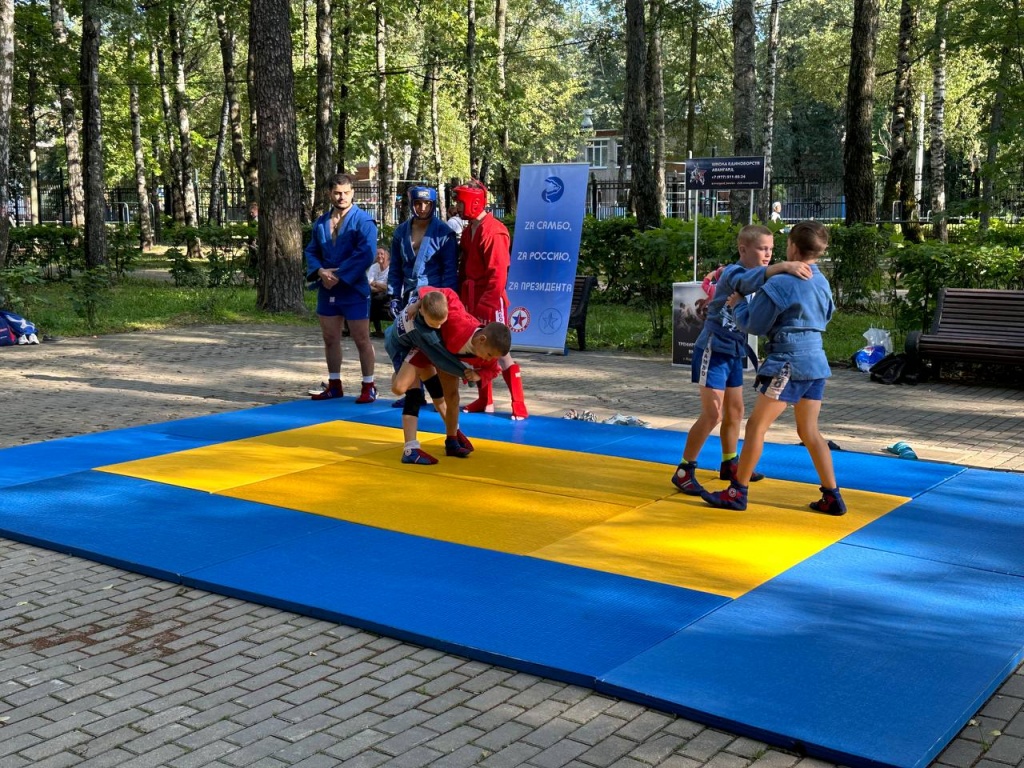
[7,170,1024,228]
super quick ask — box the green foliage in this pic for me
[5,226,82,279]
[577,216,638,301]
[0,263,48,318]
[629,219,695,346]
[167,248,205,288]
[692,217,741,275]
[70,267,113,330]
[165,224,258,287]
[890,240,1024,332]
[107,226,142,279]
[825,224,892,309]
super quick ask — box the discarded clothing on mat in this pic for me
[602,413,651,428]
[563,409,597,422]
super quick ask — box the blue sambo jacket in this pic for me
[304,204,378,297]
[388,217,458,304]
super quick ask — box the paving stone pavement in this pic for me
[1,325,1023,768]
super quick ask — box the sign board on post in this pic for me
[672,281,708,367]
[684,156,766,191]
[507,163,590,354]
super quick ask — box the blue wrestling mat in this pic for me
[1,398,1022,768]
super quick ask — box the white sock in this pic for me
[328,373,341,381]
[362,376,374,384]
[404,440,420,452]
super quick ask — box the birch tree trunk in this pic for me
[215,7,251,214]
[731,0,756,223]
[758,0,781,221]
[336,0,350,172]
[880,0,917,227]
[685,0,699,155]
[429,55,444,200]
[155,47,185,223]
[169,5,201,257]
[314,0,334,210]
[49,0,85,227]
[647,0,666,217]
[128,39,153,247]
[0,0,12,268]
[843,0,880,224]
[207,94,229,225]
[80,0,106,268]
[980,47,1009,233]
[466,0,480,180]
[494,0,515,214]
[625,0,659,230]
[375,0,392,226]
[250,0,305,312]
[929,0,948,243]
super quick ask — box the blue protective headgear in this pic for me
[408,186,437,219]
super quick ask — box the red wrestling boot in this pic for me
[503,364,529,420]
[462,379,494,413]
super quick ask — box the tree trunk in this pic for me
[27,58,39,225]
[215,7,252,214]
[758,0,781,221]
[429,54,444,199]
[207,94,229,225]
[0,0,12,268]
[843,0,880,224]
[880,0,917,227]
[929,0,947,243]
[155,47,185,224]
[731,0,756,223]
[250,0,306,312]
[169,5,201,257]
[375,0,392,226]
[314,0,334,210]
[128,40,153,248]
[494,0,515,214]
[80,0,106,268]
[685,0,699,155]
[466,0,480,180]
[246,32,260,207]
[336,0,350,173]
[49,0,85,227]
[625,0,659,230]
[647,0,666,217]
[980,47,1010,233]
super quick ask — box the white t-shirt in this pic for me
[447,216,465,237]
[367,263,389,289]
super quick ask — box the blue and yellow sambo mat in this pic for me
[1,398,1023,768]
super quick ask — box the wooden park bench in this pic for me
[568,275,598,351]
[905,288,1024,376]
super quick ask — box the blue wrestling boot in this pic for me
[719,457,764,483]
[809,487,847,516]
[701,481,748,511]
[402,447,438,465]
[671,462,704,495]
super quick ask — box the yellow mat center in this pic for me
[100,422,906,598]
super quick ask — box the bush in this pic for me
[825,223,892,309]
[630,219,695,345]
[5,225,82,279]
[577,216,638,301]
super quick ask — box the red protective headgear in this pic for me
[454,181,488,220]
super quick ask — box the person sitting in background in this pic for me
[367,247,390,337]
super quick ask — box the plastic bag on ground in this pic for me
[862,327,893,353]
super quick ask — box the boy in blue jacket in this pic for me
[672,225,810,495]
[305,173,379,403]
[701,220,846,515]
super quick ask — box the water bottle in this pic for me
[889,441,918,460]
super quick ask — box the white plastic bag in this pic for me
[862,327,893,354]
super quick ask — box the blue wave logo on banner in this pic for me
[542,176,565,203]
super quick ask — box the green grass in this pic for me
[16,276,893,365]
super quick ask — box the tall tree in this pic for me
[314,0,334,210]
[625,0,659,229]
[929,0,948,243]
[980,45,1010,233]
[0,0,11,268]
[731,0,756,223]
[647,0,666,216]
[168,5,200,255]
[80,0,105,268]
[250,0,305,312]
[214,3,252,214]
[374,0,392,226]
[758,0,781,221]
[880,0,918,235]
[128,36,153,248]
[466,0,480,180]
[843,0,880,224]
[336,0,350,173]
[684,0,699,155]
[48,0,85,227]
[154,47,185,223]
[494,0,514,213]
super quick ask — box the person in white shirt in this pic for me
[367,247,391,337]
[446,205,465,238]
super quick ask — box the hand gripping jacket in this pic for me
[408,186,437,218]
[454,180,488,219]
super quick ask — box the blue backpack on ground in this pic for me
[0,310,39,346]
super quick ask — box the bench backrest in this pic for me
[932,288,1024,337]
[569,275,597,326]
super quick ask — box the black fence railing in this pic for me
[7,171,1024,228]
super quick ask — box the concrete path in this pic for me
[2,326,1022,768]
